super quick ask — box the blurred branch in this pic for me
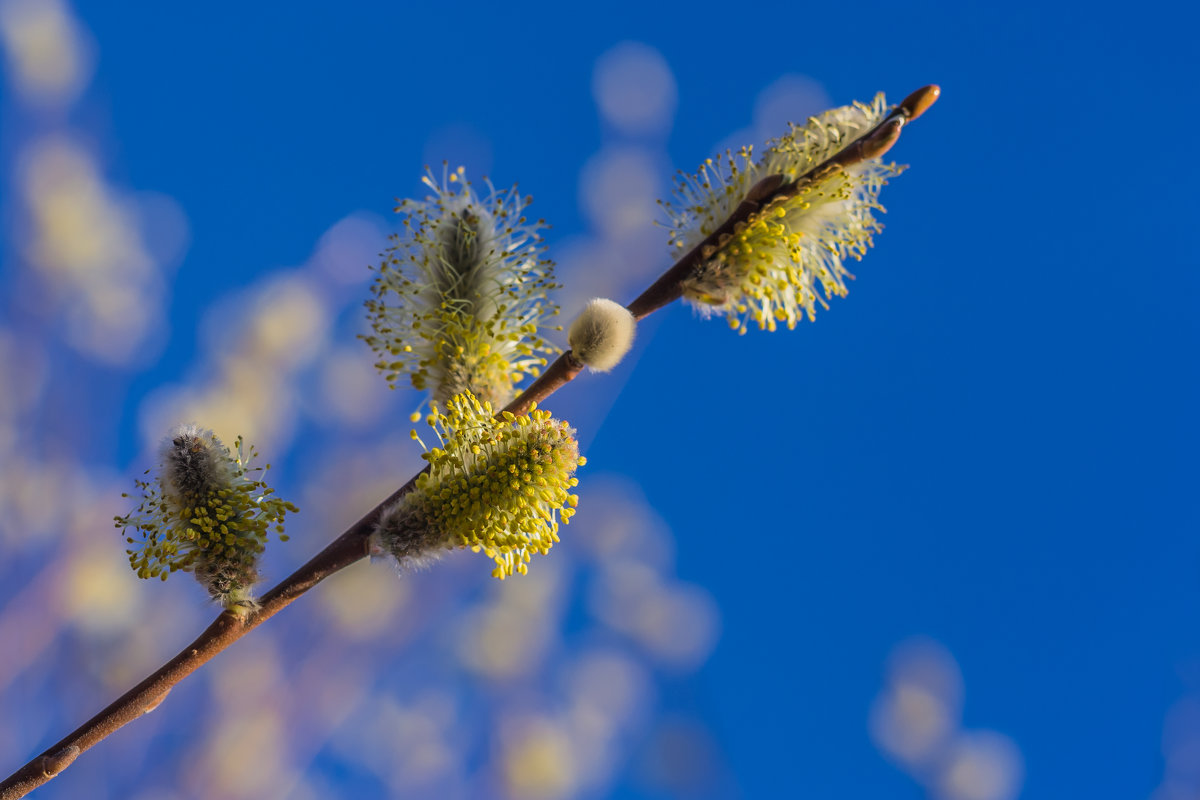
[0,84,937,800]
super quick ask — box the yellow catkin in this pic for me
[363,165,562,407]
[662,94,905,334]
[115,426,296,608]
[375,391,584,578]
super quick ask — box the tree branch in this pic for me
[0,85,937,799]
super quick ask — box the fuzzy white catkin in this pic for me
[567,298,636,372]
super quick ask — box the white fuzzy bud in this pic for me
[567,298,636,372]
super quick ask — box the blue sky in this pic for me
[1,1,1197,798]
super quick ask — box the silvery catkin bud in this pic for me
[567,298,636,372]
[115,425,297,611]
[372,391,585,579]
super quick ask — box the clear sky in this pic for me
[1,1,1196,799]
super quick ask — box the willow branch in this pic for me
[0,84,938,800]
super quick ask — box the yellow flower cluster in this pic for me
[376,391,584,579]
[115,426,296,609]
[662,93,903,333]
[363,165,561,407]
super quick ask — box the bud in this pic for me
[372,391,585,579]
[115,425,297,611]
[661,93,905,334]
[567,298,636,372]
[363,164,562,407]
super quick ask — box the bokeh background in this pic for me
[0,2,1195,798]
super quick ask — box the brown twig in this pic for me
[501,351,584,417]
[0,85,938,799]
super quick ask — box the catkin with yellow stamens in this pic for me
[115,425,297,611]
[661,93,904,334]
[372,391,585,579]
[363,165,562,407]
